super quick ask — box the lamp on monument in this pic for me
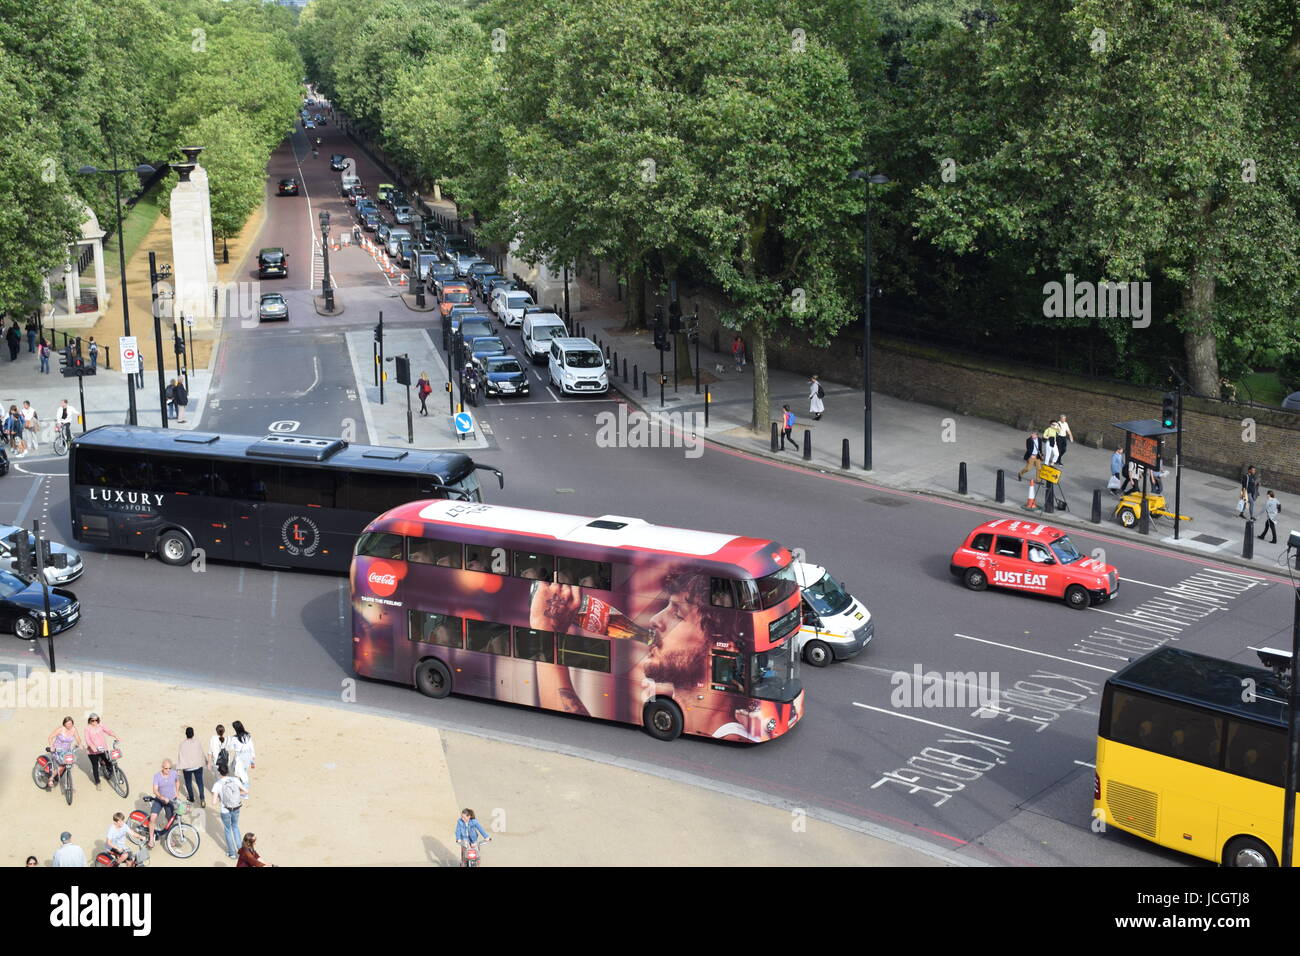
[179,146,205,165]
[170,162,196,183]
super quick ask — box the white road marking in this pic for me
[289,356,321,399]
[1074,760,1095,768]
[951,632,1117,672]
[851,702,1012,744]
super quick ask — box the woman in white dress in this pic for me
[809,376,825,421]
[229,720,256,790]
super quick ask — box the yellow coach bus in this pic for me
[1094,646,1295,867]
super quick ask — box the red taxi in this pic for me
[949,519,1118,610]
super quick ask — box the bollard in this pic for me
[1091,488,1102,524]
[704,387,710,427]
[802,430,812,461]
[841,438,850,470]
[1139,498,1150,536]
[642,371,648,398]
[1242,520,1255,560]
[770,421,779,452]
[622,357,627,382]
[633,363,638,386]
[1043,483,1055,514]
[612,349,617,373]
[958,461,968,495]
[995,469,1005,503]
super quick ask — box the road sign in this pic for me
[453,412,475,435]
[1037,464,1062,484]
[184,314,195,328]
[119,336,139,374]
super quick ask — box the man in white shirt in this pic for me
[56,400,77,444]
[51,831,86,867]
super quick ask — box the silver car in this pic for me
[259,293,289,322]
[0,526,83,585]
[392,205,413,224]
[455,253,485,277]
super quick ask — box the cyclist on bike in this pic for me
[56,400,76,447]
[45,716,81,790]
[454,808,491,865]
[106,811,143,866]
[148,759,181,849]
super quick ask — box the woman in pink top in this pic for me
[84,713,120,792]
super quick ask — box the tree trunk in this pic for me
[750,326,769,433]
[624,258,647,331]
[1182,257,1220,398]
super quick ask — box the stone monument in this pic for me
[168,161,214,330]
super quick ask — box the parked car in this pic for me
[479,356,530,398]
[258,292,289,322]
[392,205,413,224]
[0,569,79,640]
[330,154,348,171]
[277,177,299,196]
[0,526,83,586]
[949,518,1119,609]
[257,247,288,278]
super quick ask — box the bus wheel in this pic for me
[643,699,683,742]
[1223,836,1276,867]
[415,659,452,699]
[803,640,833,667]
[1065,585,1090,610]
[157,531,193,566]
[963,568,988,592]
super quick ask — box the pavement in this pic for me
[2,664,950,867]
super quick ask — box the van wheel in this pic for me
[643,699,683,741]
[157,531,193,566]
[963,568,988,591]
[1223,836,1276,867]
[415,659,452,699]
[803,640,833,667]
[1065,585,1090,610]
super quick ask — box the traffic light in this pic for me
[1161,392,1177,430]
[374,322,383,343]
[668,301,682,334]
[394,355,410,386]
[12,532,33,577]
[59,344,75,377]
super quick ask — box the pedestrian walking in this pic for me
[417,372,432,416]
[1150,463,1168,496]
[25,319,36,353]
[51,832,85,868]
[1041,420,1060,466]
[229,720,255,789]
[1258,491,1281,544]
[1055,415,1073,463]
[165,379,177,419]
[87,337,98,370]
[6,322,20,361]
[21,401,39,452]
[211,767,248,860]
[731,335,746,373]
[1119,459,1143,497]
[780,405,796,450]
[84,713,120,791]
[4,405,26,456]
[1108,448,1124,496]
[173,379,189,422]
[38,339,50,374]
[1242,465,1260,520]
[1018,430,1042,481]
[177,726,206,808]
[809,375,825,421]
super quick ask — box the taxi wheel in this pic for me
[1117,507,1137,528]
[963,568,988,592]
[1065,585,1090,610]
[803,640,833,668]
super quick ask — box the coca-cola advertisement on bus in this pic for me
[351,512,803,743]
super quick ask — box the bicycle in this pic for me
[52,422,71,456]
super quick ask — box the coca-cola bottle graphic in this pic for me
[575,594,654,643]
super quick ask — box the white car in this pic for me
[454,253,484,277]
[547,337,608,395]
[492,289,537,328]
[792,562,872,666]
[0,526,84,586]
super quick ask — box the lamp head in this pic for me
[76,165,98,176]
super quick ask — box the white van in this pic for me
[341,170,361,192]
[522,312,567,364]
[792,562,873,666]
[492,288,537,327]
[547,337,608,395]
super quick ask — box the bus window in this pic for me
[557,634,610,673]
[272,466,337,508]
[410,611,462,648]
[754,564,798,608]
[709,578,736,608]
[1110,691,1223,769]
[212,460,269,500]
[343,473,418,513]
[555,557,611,589]
[712,653,744,692]
[408,538,461,567]
[1224,721,1285,786]
[513,627,555,663]
[78,449,151,489]
[732,578,760,610]
[356,532,404,560]
[465,544,507,573]
[153,456,212,495]
[466,620,510,656]
[513,550,554,581]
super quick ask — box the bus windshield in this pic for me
[756,564,798,608]
[750,640,798,702]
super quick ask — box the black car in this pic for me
[459,318,494,343]
[330,154,348,171]
[428,263,458,292]
[0,568,79,639]
[257,247,288,278]
[385,189,407,210]
[396,239,415,267]
[359,211,380,232]
[473,272,504,300]
[441,235,472,262]
[277,178,299,196]
[480,356,530,398]
[376,222,393,246]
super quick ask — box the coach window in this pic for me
[969,533,993,553]
[344,473,418,513]
[557,634,610,673]
[513,627,555,663]
[212,461,269,501]
[273,466,336,508]
[356,532,404,560]
[82,449,151,490]
[408,537,462,567]
[466,619,510,656]
[151,456,211,495]
[410,611,462,648]
[555,558,612,589]
[513,550,554,581]
[465,544,507,574]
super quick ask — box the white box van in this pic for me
[522,313,567,364]
[792,562,873,666]
[547,337,608,395]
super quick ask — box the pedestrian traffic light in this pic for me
[13,533,33,577]
[1161,392,1177,430]
[394,355,410,386]
[374,322,383,343]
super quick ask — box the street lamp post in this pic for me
[850,170,889,471]
[148,251,172,428]
[320,210,334,312]
[78,149,156,427]
[1282,534,1300,868]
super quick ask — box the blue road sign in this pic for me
[454,412,475,434]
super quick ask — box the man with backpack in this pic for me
[809,375,825,421]
[211,765,248,861]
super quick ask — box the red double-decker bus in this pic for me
[351,500,804,742]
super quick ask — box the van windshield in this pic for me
[565,350,603,369]
[534,324,564,341]
[804,572,853,617]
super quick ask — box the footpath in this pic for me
[0,664,953,867]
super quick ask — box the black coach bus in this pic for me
[69,426,503,572]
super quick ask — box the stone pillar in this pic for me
[92,237,107,312]
[64,264,76,317]
[169,163,213,330]
[181,147,218,290]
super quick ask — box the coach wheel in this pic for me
[1223,836,1276,868]
[1064,585,1090,610]
[157,531,193,566]
[643,698,683,742]
[1118,507,1137,528]
[415,659,452,699]
[803,640,833,668]
[962,568,988,592]
[14,613,39,641]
